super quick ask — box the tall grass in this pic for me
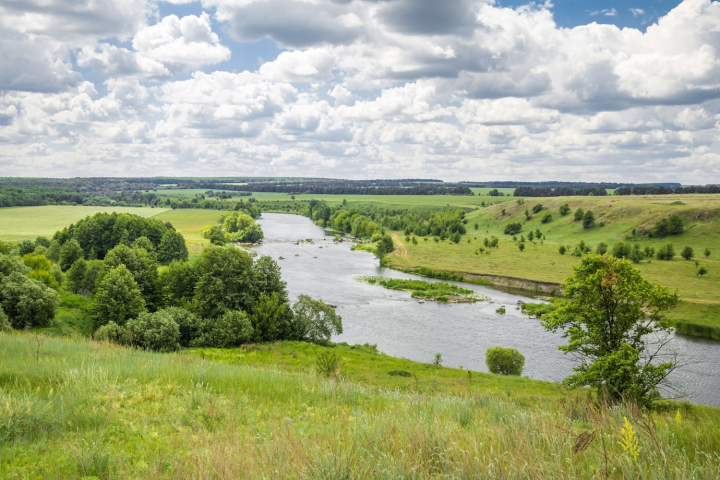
[0,332,718,478]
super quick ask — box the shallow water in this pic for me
[253,213,720,408]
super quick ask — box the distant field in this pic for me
[251,192,509,209]
[0,205,168,242]
[153,209,226,257]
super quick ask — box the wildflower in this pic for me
[618,417,640,461]
[675,409,682,425]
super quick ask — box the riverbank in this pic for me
[2,331,719,478]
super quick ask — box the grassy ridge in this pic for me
[0,206,168,242]
[1,332,719,478]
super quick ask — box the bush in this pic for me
[496,307,506,314]
[126,311,180,352]
[291,295,343,342]
[656,244,675,261]
[574,208,584,221]
[629,244,644,264]
[611,242,631,259]
[0,272,60,328]
[541,212,553,224]
[316,351,341,379]
[559,204,570,216]
[595,242,608,255]
[582,210,595,229]
[681,246,694,260]
[94,321,127,345]
[653,214,684,238]
[160,307,200,347]
[518,243,525,252]
[485,346,525,376]
[559,245,566,255]
[532,204,543,214]
[388,369,412,377]
[194,310,253,348]
[504,223,522,235]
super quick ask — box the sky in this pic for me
[0,0,719,183]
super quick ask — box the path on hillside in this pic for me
[390,233,409,260]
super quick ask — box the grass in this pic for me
[383,194,720,338]
[1,332,719,478]
[358,276,485,302]
[0,206,168,242]
[153,209,228,258]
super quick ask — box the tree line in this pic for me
[180,183,474,196]
[512,186,608,197]
[616,185,720,195]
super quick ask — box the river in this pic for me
[253,213,720,408]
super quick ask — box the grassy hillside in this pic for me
[0,206,169,242]
[153,209,227,258]
[383,194,720,339]
[1,332,718,479]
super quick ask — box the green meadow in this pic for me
[152,209,227,258]
[0,206,168,242]
[1,331,718,479]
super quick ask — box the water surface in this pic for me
[253,213,720,407]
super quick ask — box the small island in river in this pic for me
[358,276,489,303]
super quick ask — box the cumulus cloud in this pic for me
[0,0,719,182]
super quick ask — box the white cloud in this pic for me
[630,8,646,17]
[0,0,719,182]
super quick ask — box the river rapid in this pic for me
[252,213,720,408]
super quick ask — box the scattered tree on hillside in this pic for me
[595,242,608,255]
[656,244,675,261]
[705,248,711,258]
[486,347,525,376]
[559,204,571,216]
[582,210,595,229]
[681,246,694,261]
[543,255,680,406]
[574,208,585,221]
[89,265,146,327]
[292,295,343,342]
[0,272,60,328]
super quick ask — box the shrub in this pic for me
[432,353,443,366]
[388,370,412,377]
[559,245,566,255]
[541,212,553,224]
[0,272,60,329]
[574,208,584,221]
[653,215,684,238]
[704,248,711,258]
[451,232,461,244]
[316,351,341,378]
[126,311,181,352]
[504,223,522,235]
[559,204,570,216]
[496,307,506,314]
[681,246,694,260]
[629,244,644,264]
[582,210,595,229]
[486,347,525,375]
[697,266,708,277]
[160,307,200,347]
[644,246,655,258]
[518,243,525,252]
[194,310,253,348]
[94,321,127,344]
[0,306,10,332]
[656,244,675,261]
[611,242,631,259]
[532,204,543,214]
[596,242,608,255]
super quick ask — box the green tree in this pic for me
[0,255,28,280]
[704,248,711,258]
[35,236,51,248]
[611,242,631,259]
[559,245,567,255]
[158,260,197,308]
[532,204,543,214]
[0,305,11,332]
[66,258,88,294]
[574,208,584,221]
[101,244,159,309]
[125,311,181,352]
[696,266,708,277]
[541,212,553,224]
[518,243,525,252]
[59,239,84,271]
[192,246,255,319]
[250,292,289,342]
[656,244,675,261]
[595,242,608,255]
[582,210,595,229]
[82,260,104,295]
[629,244,644,264]
[559,204,571,216]
[131,236,155,255]
[159,307,200,347]
[89,265,146,327]
[681,246,694,261]
[291,295,343,342]
[375,235,395,258]
[0,272,60,328]
[46,240,61,263]
[485,347,525,375]
[543,255,679,406]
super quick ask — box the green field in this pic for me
[1,331,718,478]
[0,206,168,242]
[153,209,226,258]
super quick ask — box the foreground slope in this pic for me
[1,333,719,479]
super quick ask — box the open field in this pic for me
[385,194,720,338]
[1,331,718,478]
[0,206,168,242]
[251,191,508,209]
[153,209,226,258]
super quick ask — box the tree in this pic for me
[629,244,644,264]
[66,258,88,294]
[704,248,711,258]
[504,223,522,235]
[582,210,595,229]
[160,307,200,347]
[656,244,675,261]
[192,246,255,319]
[0,272,60,328]
[291,295,343,342]
[611,242,631,259]
[696,266,708,277]
[375,235,395,258]
[574,208,585,221]
[126,311,180,352]
[0,254,27,280]
[543,255,679,406]
[596,242,608,255]
[158,260,197,308]
[101,244,159,309]
[541,212,553,224]
[89,265,146,327]
[59,239,84,271]
[518,243,525,252]
[131,236,155,255]
[559,204,571,216]
[46,240,61,263]
[250,292,289,342]
[559,245,567,255]
[532,204,543,214]
[0,305,11,332]
[681,246,694,261]
[486,347,525,375]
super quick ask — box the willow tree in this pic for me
[543,254,679,406]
